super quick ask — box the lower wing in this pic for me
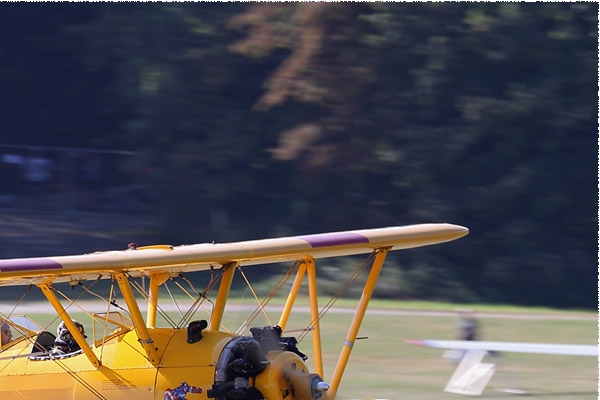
[406,339,598,356]
[407,339,598,396]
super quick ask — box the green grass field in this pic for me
[19,299,598,399]
[314,309,597,399]
[229,300,597,400]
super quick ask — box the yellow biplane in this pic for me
[0,223,468,400]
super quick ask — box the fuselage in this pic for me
[0,325,313,400]
[0,326,227,399]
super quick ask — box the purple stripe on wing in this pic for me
[0,259,63,272]
[296,232,370,248]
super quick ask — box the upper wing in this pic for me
[0,223,468,286]
[406,339,598,357]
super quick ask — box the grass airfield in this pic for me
[223,300,598,399]
[313,306,597,399]
[22,300,598,400]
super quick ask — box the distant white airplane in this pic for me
[406,339,598,396]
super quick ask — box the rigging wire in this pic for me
[0,286,36,352]
[55,362,107,400]
[297,251,378,343]
[0,286,38,380]
[163,282,185,319]
[0,283,109,400]
[235,261,300,335]
[172,279,211,328]
[58,277,155,364]
[54,280,105,324]
[105,274,171,362]
[51,358,108,400]
[177,267,222,329]
[97,281,118,363]
[4,285,32,318]
[235,266,274,332]
[126,274,178,328]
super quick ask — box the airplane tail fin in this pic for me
[444,350,495,396]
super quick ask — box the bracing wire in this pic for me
[0,285,34,346]
[176,268,222,328]
[51,358,108,400]
[126,275,178,328]
[4,285,32,318]
[236,266,274,330]
[163,282,185,319]
[171,276,215,329]
[297,251,378,343]
[235,261,300,335]
[4,283,110,400]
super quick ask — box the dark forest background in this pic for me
[0,3,597,309]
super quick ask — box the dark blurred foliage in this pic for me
[0,3,596,309]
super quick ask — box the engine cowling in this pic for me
[208,326,329,400]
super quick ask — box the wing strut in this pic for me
[209,263,236,331]
[146,272,170,328]
[114,273,159,365]
[38,282,101,368]
[327,248,389,399]
[278,257,324,377]
[305,257,324,378]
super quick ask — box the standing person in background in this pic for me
[456,308,478,341]
[444,308,479,362]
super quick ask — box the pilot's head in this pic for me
[1,321,12,346]
[57,320,87,343]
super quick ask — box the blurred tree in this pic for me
[72,3,293,241]
[228,2,597,307]
[0,3,595,308]
[0,3,114,146]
